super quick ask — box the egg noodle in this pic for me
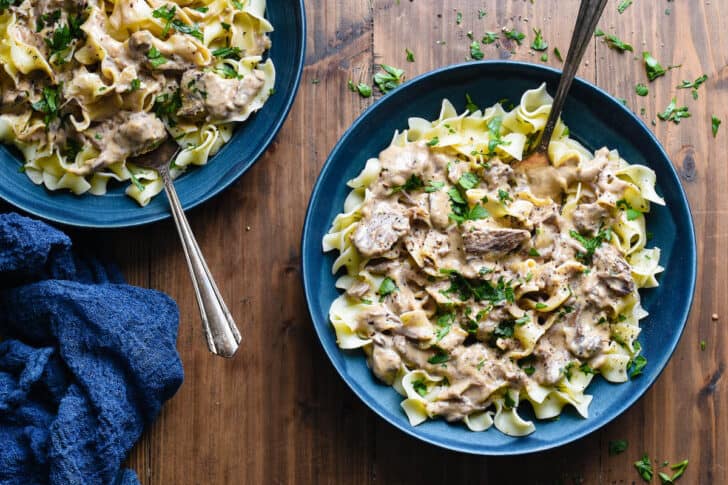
[0,0,274,205]
[323,84,664,436]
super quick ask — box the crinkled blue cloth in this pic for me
[0,213,184,485]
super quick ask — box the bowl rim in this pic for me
[301,60,697,456]
[0,0,306,229]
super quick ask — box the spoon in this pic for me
[521,0,608,169]
[137,142,241,358]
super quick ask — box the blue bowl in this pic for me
[301,61,696,455]
[0,1,306,228]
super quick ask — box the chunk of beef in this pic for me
[572,202,609,235]
[428,190,451,229]
[129,31,196,71]
[461,220,530,256]
[177,69,265,122]
[482,158,513,188]
[352,207,410,258]
[593,244,635,297]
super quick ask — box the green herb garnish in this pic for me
[427,349,449,365]
[629,355,647,378]
[643,51,666,81]
[377,277,397,300]
[569,228,611,264]
[392,174,424,193]
[553,47,563,62]
[412,380,428,396]
[465,93,479,113]
[634,454,654,482]
[504,29,525,45]
[470,41,484,60]
[609,439,628,455]
[458,172,479,190]
[531,28,548,51]
[147,46,169,68]
[712,115,721,137]
[31,85,61,125]
[425,180,445,193]
[405,48,414,62]
[677,74,707,100]
[617,0,633,14]
[635,83,648,96]
[658,98,691,124]
[482,32,498,44]
[604,34,633,52]
[374,64,404,93]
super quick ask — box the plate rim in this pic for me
[301,60,697,456]
[0,0,307,229]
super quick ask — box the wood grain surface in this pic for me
[18,0,727,483]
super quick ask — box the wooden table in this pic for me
[54,0,727,483]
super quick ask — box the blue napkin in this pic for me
[0,213,184,485]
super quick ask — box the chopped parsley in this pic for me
[535,302,548,310]
[441,269,514,304]
[427,349,449,365]
[634,454,654,482]
[216,63,242,79]
[129,78,141,91]
[31,85,61,125]
[232,0,245,9]
[128,171,145,192]
[540,53,548,62]
[435,312,453,342]
[172,19,203,40]
[425,180,445,193]
[426,137,439,146]
[456,11,462,25]
[153,89,182,125]
[194,6,209,13]
[553,47,563,62]
[465,93,479,113]
[643,51,666,81]
[411,380,428,397]
[497,189,512,203]
[482,32,498,44]
[221,22,231,31]
[36,9,61,31]
[458,172,479,190]
[493,320,515,340]
[486,115,509,154]
[373,64,404,93]
[523,366,535,375]
[677,74,708,100]
[569,228,611,264]
[503,29,525,45]
[470,41,484,60]
[664,459,689,482]
[617,199,641,220]
[530,28,548,51]
[377,277,397,300]
[604,34,633,52]
[528,248,540,257]
[579,363,595,374]
[657,98,691,124]
[447,187,488,223]
[635,83,649,96]
[211,46,242,59]
[391,174,424,193]
[152,5,177,37]
[629,355,647,378]
[712,115,721,137]
[0,0,19,12]
[478,8,486,19]
[700,340,706,351]
[594,28,605,37]
[147,46,168,68]
[617,0,633,14]
[355,82,372,97]
[503,391,516,408]
[405,48,415,62]
[608,439,628,455]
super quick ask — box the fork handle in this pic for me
[160,168,241,358]
[539,0,608,152]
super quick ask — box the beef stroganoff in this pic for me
[0,0,274,205]
[323,85,664,436]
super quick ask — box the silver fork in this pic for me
[138,144,241,358]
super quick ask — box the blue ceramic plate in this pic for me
[0,1,305,228]
[301,61,696,455]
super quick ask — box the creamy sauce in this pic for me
[349,142,638,422]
